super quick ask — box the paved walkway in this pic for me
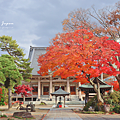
[78,114,120,120]
[43,109,83,120]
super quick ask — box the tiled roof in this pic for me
[28,46,47,75]
[51,87,70,96]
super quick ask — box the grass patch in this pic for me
[7,118,14,120]
[0,109,8,111]
[14,116,23,119]
[14,116,35,119]
[80,111,105,114]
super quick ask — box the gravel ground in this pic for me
[0,105,120,120]
[0,107,49,120]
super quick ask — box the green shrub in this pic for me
[113,105,120,113]
[94,105,99,111]
[0,114,7,118]
[109,91,120,104]
[40,102,46,105]
[83,105,89,111]
[103,91,120,113]
[110,105,114,112]
[83,91,120,113]
[110,112,115,114]
[83,95,98,111]
[0,88,5,106]
[107,99,113,104]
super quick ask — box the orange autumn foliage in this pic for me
[106,81,120,91]
[37,28,120,85]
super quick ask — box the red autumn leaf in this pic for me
[37,28,120,87]
[15,84,33,97]
[106,81,120,91]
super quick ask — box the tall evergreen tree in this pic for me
[0,36,33,82]
[0,54,23,109]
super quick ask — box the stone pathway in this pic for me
[78,114,120,120]
[43,109,83,120]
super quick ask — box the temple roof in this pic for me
[79,77,112,93]
[28,46,47,75]
[92,77,108,85]
[51,87,70,96]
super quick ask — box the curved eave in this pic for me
[79,85,111,88]
[51,88,70,96]
[79,85,112,93]
[51,93,70,96]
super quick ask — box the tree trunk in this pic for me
[96,79,104,103]
[115,74,120,89]
[8,88,12,109]
[90,78,104,103]
[23,95,25,104]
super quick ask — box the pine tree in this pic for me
[0,54,23,109]
[0,35,33,82]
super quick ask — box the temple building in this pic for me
[12,46,82,102]
[12,46,112,103]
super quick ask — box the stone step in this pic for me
[24,100,85,105]
[40,95,80,101]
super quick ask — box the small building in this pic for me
[79,77,112,104]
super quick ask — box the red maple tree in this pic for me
[15,84,33,97]
[37,28,120,103]
[106,81,120,91]
[15,84,33,103]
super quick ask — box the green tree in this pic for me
[0,35,33,82]
[0,54,23,109]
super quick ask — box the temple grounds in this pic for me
[0,105,120,120]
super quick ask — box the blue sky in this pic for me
[0,0,119,58]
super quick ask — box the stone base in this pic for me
[13,112,33,118]
[49,99,52,101]
[37,99,40,101]
[79,98,81,101]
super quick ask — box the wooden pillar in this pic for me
[29,84,33,101]
[38,79,41,101]
[23,96,25,103]
[85,92,89,105]
[64,96,65,108]
[78,82,83,101]
[67,77,70,101]
[31,89,33,101]
[30,84,33,101]
[31,97,33,101]
[55,96,57,107]
[49,76,52,101]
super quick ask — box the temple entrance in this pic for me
[43,86,49,95]
[70,86,76,95]
[55,86,64,91]
[32,86,38,95]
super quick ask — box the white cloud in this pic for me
[0,0,120,58]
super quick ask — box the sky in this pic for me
[0,0,120,58]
